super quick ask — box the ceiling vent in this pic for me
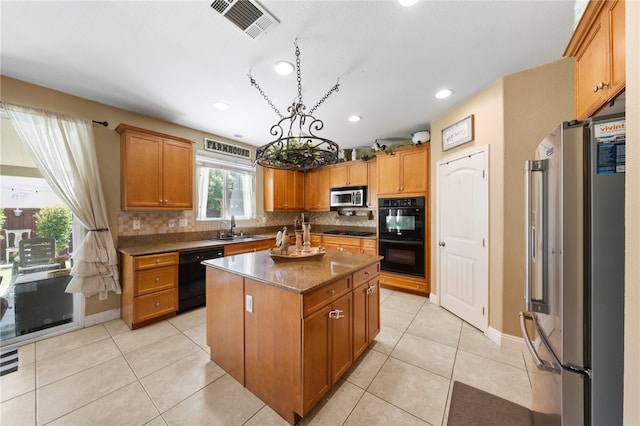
[210,0,279,40]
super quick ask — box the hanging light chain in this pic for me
[248,73,284,119]
[295,41,303,105]
[309,80,340,116]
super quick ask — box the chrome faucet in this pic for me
[230,216,236,236]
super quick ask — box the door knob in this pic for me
[438,241,446,247]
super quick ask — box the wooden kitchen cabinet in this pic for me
[263,168,305,211]
[330,161,368,188]
[377,144,429,196]
[208,261,378,424]
[565,0,625,119]
[304,167,331,211]
[367,159,378,208]
[117,124,194,211]
[223,239,273,257]
[120,251,178,329]
[352,263,380,359]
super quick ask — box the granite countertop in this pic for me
[118,230,377,256]
[118,236,273,256]
[203,249,382,294]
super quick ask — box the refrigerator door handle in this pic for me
[519,311,560,373]
[521,311,592,379]
[524,159,550,314]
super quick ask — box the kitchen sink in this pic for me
[213,235,264,241]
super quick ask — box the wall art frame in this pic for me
[442,114,474,151]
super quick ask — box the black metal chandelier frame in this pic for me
[249,40,341,172]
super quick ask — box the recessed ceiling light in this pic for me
[348,115,362,123]
[213,102,230,110]
[274,61,294,75]
[435,89,453,99]
[398,0,419,6]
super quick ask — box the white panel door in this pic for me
[438,148,488,330]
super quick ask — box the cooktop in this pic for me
[323,230,375,237]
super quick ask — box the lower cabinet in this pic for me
[206,262,380,424]
[120,252,178,329]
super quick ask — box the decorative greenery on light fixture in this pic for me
[249,40,341,172]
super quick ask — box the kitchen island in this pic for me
[203,249,382,424]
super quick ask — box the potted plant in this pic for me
[34,205,72,255]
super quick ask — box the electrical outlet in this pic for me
[179,218,188,227]
[132,220,140,230]
[168,219,176,228]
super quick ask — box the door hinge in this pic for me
[482,307,485,315]
[482,169,485,178]
[482,238,485,247]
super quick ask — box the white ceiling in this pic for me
[1,1,576,150]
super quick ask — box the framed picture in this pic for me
[442,115,474,151]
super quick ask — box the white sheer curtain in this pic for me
[5,103,121,299]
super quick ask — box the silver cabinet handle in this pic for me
[438,241,445,247]
[593,81,610,92]
[328,309,344,319]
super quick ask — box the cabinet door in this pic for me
[575,17,609,119]
[330,292,353,384]
[302,304,332,413]
[609,0,625,94]
[367,278,381,342]
[347,162,368,186]
[367,160,378,208]
[121,132,163,209]
[305,167,330,211]
[330,164,349,187]
[377,154,401,194]
[162,139,193,209]
[352,282,368,359]
[401,149,428,193]
[291,170,305,209]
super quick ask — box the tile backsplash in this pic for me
[117,209,376,239]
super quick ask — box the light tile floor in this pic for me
[0,289,534,425]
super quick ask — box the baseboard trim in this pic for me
[487,326,528,352]
[429,293,439,305]
[84,308,121,327]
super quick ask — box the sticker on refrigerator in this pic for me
[595,119,625,174]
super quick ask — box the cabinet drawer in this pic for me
[311,235,322,245]
[361,239,377,249]
[303,276,351,316]
[353,263,380,287]
[134,265,177,296]
[134,252,178,270]
[134,289,177,323]
[322,236,360,247]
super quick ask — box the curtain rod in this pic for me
[0,102,108,127]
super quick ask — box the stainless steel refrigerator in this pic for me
[520,114,625,425]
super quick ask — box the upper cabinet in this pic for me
[565,0,625,119]
[305,167,331,211]
[377,144,430,196]
[117,124,194,211]
[330,161,368,188]
[367,160,378,208]
[263,168,305,211]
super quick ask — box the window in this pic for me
[195,150,256,220]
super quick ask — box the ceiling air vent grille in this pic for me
[210,0,279,40]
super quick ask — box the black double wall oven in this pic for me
[378,197,425,277]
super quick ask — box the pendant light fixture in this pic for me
[249,40,341,172]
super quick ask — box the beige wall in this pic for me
[0,76,256,315]
[430,58,574,336]
[624,1,639,424]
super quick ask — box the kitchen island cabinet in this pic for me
[204,250,381,424]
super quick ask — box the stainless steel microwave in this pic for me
[330,186,367,209]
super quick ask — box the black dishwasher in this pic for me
[178,247,224,313]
